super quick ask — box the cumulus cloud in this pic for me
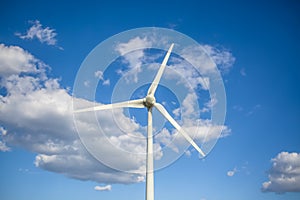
[0,43,46,77]
[262,152,300,193]
[0,43,145,184]
[16,20,59,47]
[94,185,112,191]
[168,91,230,149]
[115,37,152,83]
[155,92,230,154]
[163,58,210,91]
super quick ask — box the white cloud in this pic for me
[155,92,231,155]
[155,113,217,155]
[233,104,261,117]
[180,44,235,75]
[0,141,10,152]
[227,162,249,177]
[155,128,179,153]
[102,79,110,85]
[83,80,90,87]
[227,167,237,177]
[94,70,110,85]
[232,105,244,112]
[262,152,300,193]
[94,70,104,80]
[172,108,181,117]
[0,127,7,136]
[177,91,230,143]
[181,92,198,117]
[0,43,46,77]
[115,37,152,83]
[202,45,235,74]
[114,36,235,92]
[164,60,210,91]
[16,20,58,46]
[240,68,247,76]
[227,170,235,177]
[145,44,233,94]
[18,168,30,173]
[116,37,152,56]
[0,43,145,184]
[246,104,261,116]
[182,120,230,143]
[201,93,218,113]
[185,150,191,157]
[94,185,112,191]
[0,126,9,152]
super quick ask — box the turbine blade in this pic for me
[146,108,154,200]
[147,43,174,96]
[154,103,206,157]
[74,98,145,113]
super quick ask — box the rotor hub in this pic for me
[144,95,156,108]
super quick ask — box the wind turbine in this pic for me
[74,43,206,200]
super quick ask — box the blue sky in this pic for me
[1,0,300,200]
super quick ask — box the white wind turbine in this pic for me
[74,43,206,200]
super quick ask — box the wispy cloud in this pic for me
[16,20,61,49]
[202,45,235,74]
[227,162,250,177]
[240,68,247,76]
[232,104,261,116]
[0,141,10,152]
[83,80,90,87]
[246,104,261,116]
[227,167,237,177]
[262,152,300,193]
[94,185,112,191]
[179,44,235,75]
[232,105,244,112]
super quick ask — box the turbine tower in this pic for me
[74,44,205,200]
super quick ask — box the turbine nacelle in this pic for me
[144,95,156,109]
